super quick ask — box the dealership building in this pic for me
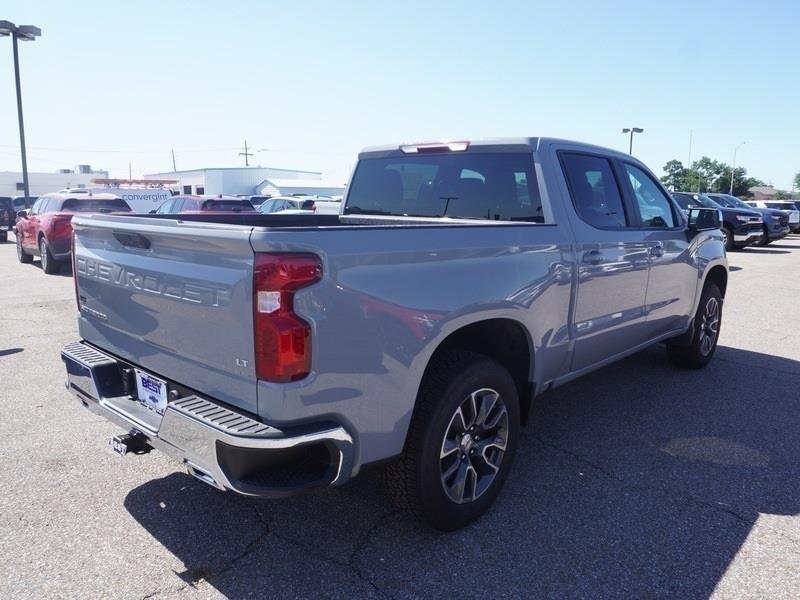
[144,166,346,197]
[0,164,108,197]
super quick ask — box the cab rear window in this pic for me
[345,152,544,222]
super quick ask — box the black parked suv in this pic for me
[672,192,762,251]
[706,193,789,246]
[0,197,13,243]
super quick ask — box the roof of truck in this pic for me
[358,137,632,160]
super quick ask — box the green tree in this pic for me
[660,160,687,191]
[692,156,726,192]
[794,171,800,192]
[660,156,764,196]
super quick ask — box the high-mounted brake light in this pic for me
[399,141,470,154]
[253,253,322,382]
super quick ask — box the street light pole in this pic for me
[11,33,30,199]
[729,141,746,195]
[1,21,42,200]
[621,127,644,155]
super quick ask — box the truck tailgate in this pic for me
[72,214,258,414]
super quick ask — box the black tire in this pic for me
[667,282,722,369]
[757,226,770,247]
[39,237,60,274]
[385,351,520,531]
[16,233,33,263]
[722,227,734,252]
[0,230,7,243]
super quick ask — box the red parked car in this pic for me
[150,194,257,214]
[15,192,131,274]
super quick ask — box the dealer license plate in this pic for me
[135,370,168,415]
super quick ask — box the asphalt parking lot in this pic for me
[2,232,800,599]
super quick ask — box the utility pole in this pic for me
[128,162,132,180]
[239,140,253,167]
[171,149,177,171]
[730,142,746,195]
[1,22,42,199]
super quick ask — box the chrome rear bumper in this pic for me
[61,341,354,497]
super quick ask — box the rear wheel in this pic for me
[0,230,7,243]
[667,282,722,369]
[40,237,60,274]
[16,233,32,263]
[385,351,520,531]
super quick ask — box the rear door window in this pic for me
[560,153,627,228]
[345,152,544,222]
[62,198,131,212]
[622,163,677,228]
[156,199,175,214]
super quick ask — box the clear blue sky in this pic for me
[1,0,798,188]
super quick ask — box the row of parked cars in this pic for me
[671,192,800,250]
[1,191,342,274]
[3,187,799,275]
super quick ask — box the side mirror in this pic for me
[16,210,28,219]
[148,209,157,214]
[687,207,721,232]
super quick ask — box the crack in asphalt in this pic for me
[137,491,401,600]
[715,354,800,379]
[347,510,402,599]
[535,435,800,548]
[136,491,272,599]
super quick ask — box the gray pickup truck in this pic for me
[62,138,727,530]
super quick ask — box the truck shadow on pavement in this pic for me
[124,344,800,598]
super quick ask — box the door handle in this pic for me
[650,243,665,258]
[582,250,605,265]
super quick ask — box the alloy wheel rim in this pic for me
[698,296,720,356]
[439,387,509,504]
[40,240,47,270]
[16,235,22,260]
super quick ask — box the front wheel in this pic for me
[757,226,770,246]
[667,282,722,369]
[17,233,33,263]
[722,227,734,252]
[385,351,520,531]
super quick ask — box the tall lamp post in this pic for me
[622,127,644,154]
[729,141,746,195]
[0,20,42,200]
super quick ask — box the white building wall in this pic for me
[144,167,322,196]
[0,171,107,197]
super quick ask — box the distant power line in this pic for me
[0,144,353,156]
[0,144,239,154]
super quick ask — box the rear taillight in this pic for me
[253,253,321,382]
[52,214,74,240]
[71,230,80,309]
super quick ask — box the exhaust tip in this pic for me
[186,463,225,491]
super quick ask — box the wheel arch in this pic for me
[704,264,728,298]
[416,318,535,426]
